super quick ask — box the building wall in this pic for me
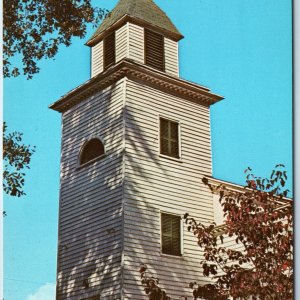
[213,193,225,225]
[116,23,128,63]
[128,23,145,64]
[122,78,215,299]
[164,37,179,77]
[57,79,126,300]
[91,40,103,77]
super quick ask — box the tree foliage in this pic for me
[3,122,36,197]
[139,264,178,300]
[140,165,293,300]
[3,0,108,79]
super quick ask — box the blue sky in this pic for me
[4,0,292,299]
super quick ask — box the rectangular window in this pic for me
[145,29,165,71]
[160,118,180,158]
[161,213,181,256]
[103,32,115,69]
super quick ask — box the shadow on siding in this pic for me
[122,107,191,299]
[57,83,123,300]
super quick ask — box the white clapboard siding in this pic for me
[164,37,179,76]
[57,74,217,299]
[116,23,128,62]
[213,192,255,275]
[213,192,226,225]
[57,79,125,300]
[128,23,144,64]
[91,40,103,77]
[123,78,215,299]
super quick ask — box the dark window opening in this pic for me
[83,296,99,300]
[161,213,181,256]
[104,32,116,69]
[80,138,105,165]
[160,118,179,158]
[145,29,165,71]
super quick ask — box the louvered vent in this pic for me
[160,118,179,158]
[103,32,116,69]
[161,213,181,256]
[145,29,165,71]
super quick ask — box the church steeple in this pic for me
[86,0,183,46]
[51,1,223,299]
[88,0,183,78]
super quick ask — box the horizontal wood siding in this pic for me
[213,193,225,225]
[91,40,103,77]
[116,23,128,63]
[57,79,125,300]
[164,37,179,77]
[123,79,214,299]
[128,23,144,64]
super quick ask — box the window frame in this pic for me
[158,115,182,161]
[103,31,116,70]
[144,28,165,72]
[78,137,106,168]
[160,212,184,257]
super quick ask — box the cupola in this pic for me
[87,0,183,78]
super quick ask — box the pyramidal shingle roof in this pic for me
[87,0,183,46]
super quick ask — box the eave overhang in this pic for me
[86,14,184,47]
[203,176,292,205]
[203,176,292,236]
[49,59,224,113]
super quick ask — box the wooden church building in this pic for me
[49,0,224,299]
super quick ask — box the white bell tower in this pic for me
[50,0,223,299]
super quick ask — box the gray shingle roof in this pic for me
[87,0,182,45]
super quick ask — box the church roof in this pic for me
[86,0,183,46]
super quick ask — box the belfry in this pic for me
[50,0,223,299]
